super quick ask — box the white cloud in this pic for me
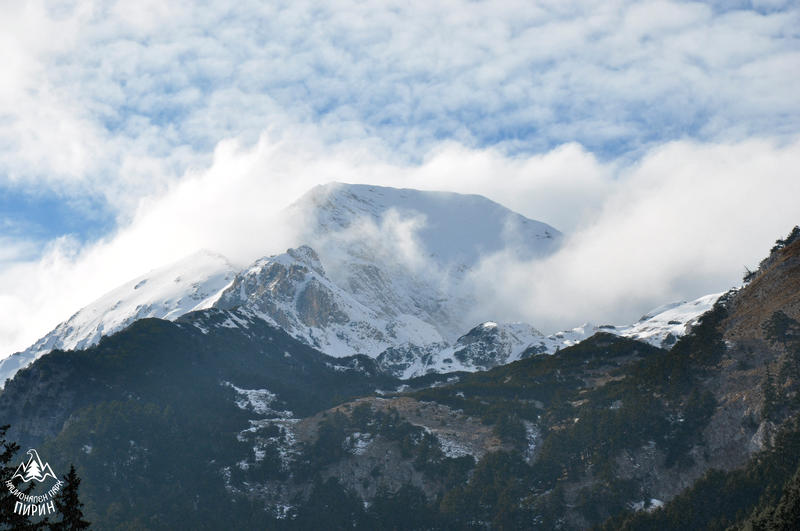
[467,137,800,331]
[2,1,799,204]
[0,1,799,355]
[1,132,798,356]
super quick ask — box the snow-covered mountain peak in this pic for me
[283,183,564,342]
[0,249,237,387]
[289,182,562,267]
[3,184,564,387]
[1,181,725,389]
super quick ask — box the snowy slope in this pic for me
[0,250,236,387]
[290,182,561,266]
[377,322,544,379]
[615,292,724,347]
[286,183,562,340]
[539,292,725,352]
[214,246,443,357]
[385,293,723,378]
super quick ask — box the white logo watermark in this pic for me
[5,449,62,517]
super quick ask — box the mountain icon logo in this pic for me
[11,449,57,483]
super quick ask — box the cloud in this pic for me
[2,131,799,356]
[2,1,798,205]
[467,137,800,331]
[1,1,799,354]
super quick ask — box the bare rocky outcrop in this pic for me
[724,237,800,343]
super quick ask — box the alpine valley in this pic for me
[1,183,799,530]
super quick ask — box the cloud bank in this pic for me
[1,134,798,356]
[2,2,798,200]
[1,1,798,355]
[467,138,800,330]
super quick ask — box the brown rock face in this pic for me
[296,278,349,327]
[216,246,349,329]
[724,238,800,343]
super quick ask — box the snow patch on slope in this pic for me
[551,292,725,351]
[618,292,723,347]
[224,381,293,419]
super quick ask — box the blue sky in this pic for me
[1,0,799,354]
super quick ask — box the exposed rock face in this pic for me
[376,321,546,378]
[246,396,510,508]
[218,246,350,330]
[215,246,443,356]
[296,278,349,328]
[724,237,800,343]
[695,236,800,472]
[376,342,448,378]
[452,322,544,369]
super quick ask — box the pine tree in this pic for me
[51,465,90,531]
[763,311,800,350]
[763,368,780,422]
[770,465,800,529]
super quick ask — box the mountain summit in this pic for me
[289,182,562,267]
[285,183,563,342]
[0,183,716,385]
[208,183,563,358]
